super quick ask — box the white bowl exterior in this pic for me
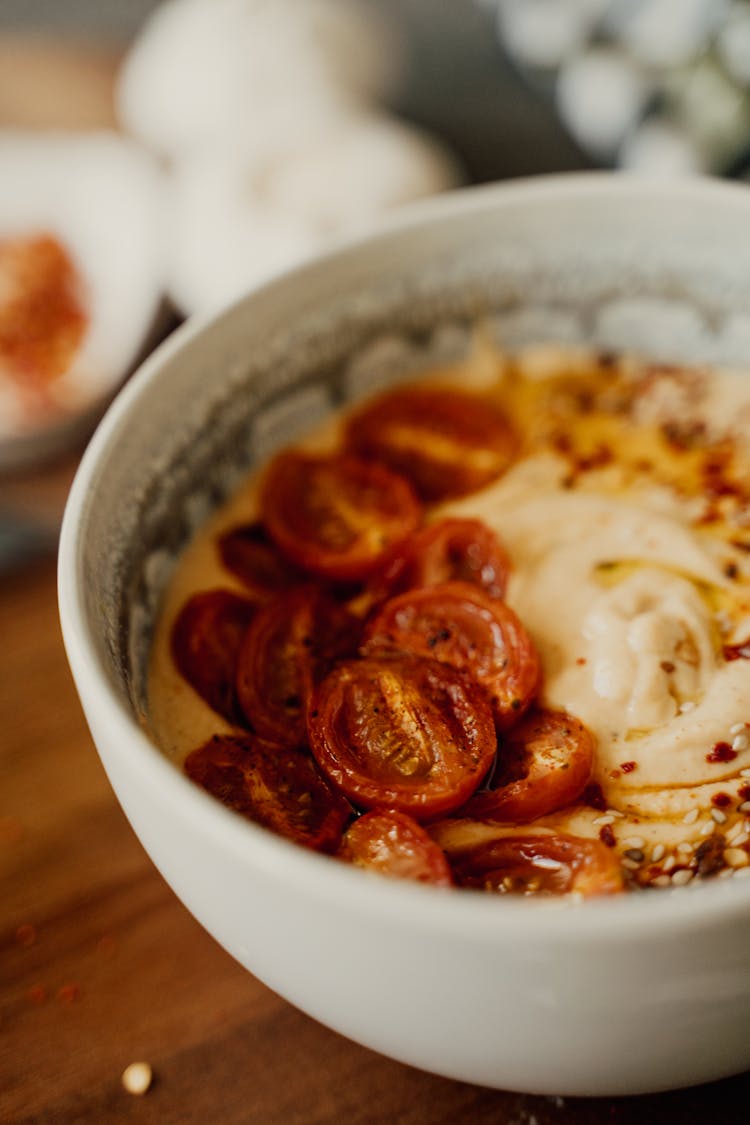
[60,175,750,1096]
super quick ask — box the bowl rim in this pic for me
[59,171,750,943]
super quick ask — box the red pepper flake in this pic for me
[620,761,637,773]
[15,923,36,948]
[660,661,675,674]
[57,983,82,1005]
[738,783,750,801]
[609,768,621,780]
[706,741,737,763]
[27,984,47,1005]
[725,562,740,580]
[712,792,732,808]
[582,782,607,811]
[723,641,750,662]
[576,657,587,666]
[599,824,616,848]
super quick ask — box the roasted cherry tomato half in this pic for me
[446,832,624,897]
[362,581,540,730]
[308,654,496,820]
[236,586,360,747]
[368,517,511,605]
[217,521,304,598]
[346,384,517,500]
[171,589,255,724]
[339,809,453,885]
[184,735,351,852]
[260,449,421,581]
[464,709,594,823]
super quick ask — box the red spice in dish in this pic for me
[706,742,738,763]
[0,233,87,388]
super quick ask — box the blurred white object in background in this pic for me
[488,0,750,176]
[496,0,606,70]
[167,114,462,317]
[556,48,650,159]
[619,118,706,175]
[603,0,726,68]
[0,131,165,467]
[117,0,403,160]
[719,3,750,86]
[116,0,463,318]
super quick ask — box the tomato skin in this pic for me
[217,521,304,598]
[260,450,422,581]
[362,581,540,730]
[308,655,496,820]
[464,709,594,823]
[236,586,360,748]
[368,517,511,606]
[340,810,453,886]
[184,735,352,852]
[346,384,517,500]
[446,832,624,897]
[170,589,255,724]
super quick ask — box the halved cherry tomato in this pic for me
[217,521,304,598]
[346,384,517,500]
[339,809,453,885]
[184,735,351,851]
[362,581,540,730]
[463,709,594,823]
[308,654,496,820]
[368,517,511,605]
[171,590,255,724]
[236,586,360,747]
[446,832,624,897]
[260,450,421,581]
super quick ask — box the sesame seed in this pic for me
[726,821,745,843]
[663,856,676,872]
[652,875,671,887]
[733,734,750,752]
[624,848,645,864]
[731,723,746,735]
[593,815,615,826]
[734,865,750,878]
[712,808,728,824]
[671,869,694,886]
[606,809,625,818]
[677,842,694,854]
[740,801,750,814]
[734,832,750,846]
[723,848,749,868]
[699,820,715,836]
[622,857,642,871]
[683,809,699,824]
[623,836,646,849]
[740,768,750,778]
[651,843,666,862]
[122,1062,153,1096]
[679,701,696,713]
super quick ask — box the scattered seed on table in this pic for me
[122,1062,153,1096]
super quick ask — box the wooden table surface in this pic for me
[1,501,750,1125]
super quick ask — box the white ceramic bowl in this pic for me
[59,175,750,1097]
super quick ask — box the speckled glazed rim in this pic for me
[59,172,750,941]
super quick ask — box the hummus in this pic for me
[149,343,750,889]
